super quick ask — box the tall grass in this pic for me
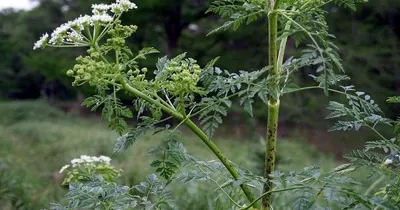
[0,100,337,209]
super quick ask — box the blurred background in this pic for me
[0,0,399,209]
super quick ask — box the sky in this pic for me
[0,0,38,10]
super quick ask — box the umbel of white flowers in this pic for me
[33,0,137,50]
[59,155,112,174]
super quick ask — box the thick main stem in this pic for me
[262,9,280,209]
[120,80,256,205]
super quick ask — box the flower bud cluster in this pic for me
[59,155,121,185]
[106,23,138,48]
[127,67,149,85]
[66,54,112,86]
[162,59,203,96]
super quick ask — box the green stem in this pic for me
[198,167,242,208]
[263,101,280,209]
[365,175,386,196]
[120,80,256,206]
[181,119,256,205]
[282,86,344,95]
[273,0,281,9]
[121,80,182,119]
[262,8,280,210]
[277,7,296,73]
[365,124,389,141]
[85,26,93,42]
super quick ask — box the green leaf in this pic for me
[207,0,266,35]
[134,47,159,60]
[240,95,254,117]
[113,127,148,153]
[387,96,400,104]
[120,107,133,118]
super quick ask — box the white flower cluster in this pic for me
[91,0,137,15]
[110,0,137,14]
[33,33,49,50]
[92,4,111,15]
[59,155,112,173]
[33,0,137,49]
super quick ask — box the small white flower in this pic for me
[66,30,84,43]
[384,158,393,165]
[111,0,137,14]
[80,155,92,162]
[75,15,92,27]
[71,158,84,165]
[117,0,137,9]
[91,14,113,24]
[67,18,84,31]
[59,164,70,173]
[91,156,100,162]
[33,33,49,50]
[99,155,111,164]
[92,3,111,15]
[118,0,137,9]
[110,3,122,13]
[49,24,70,45]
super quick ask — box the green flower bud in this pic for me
[166,66,174,73]
[77,69,84,75]
[127,70,133,75]
[129,76,135,81]
[66,70,74,76]
[76,56,83,62]
[182,71,190,77]
[175,66,182,72]
[141,67,148,73]
[84,74,91,80]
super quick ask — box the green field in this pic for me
[0,100,339,209]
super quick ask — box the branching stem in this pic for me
[120,80,256,206]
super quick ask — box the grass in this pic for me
[0,100,339,209]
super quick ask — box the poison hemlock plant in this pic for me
[34,0,399,209]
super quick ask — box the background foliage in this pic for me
[1,0,398,117]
